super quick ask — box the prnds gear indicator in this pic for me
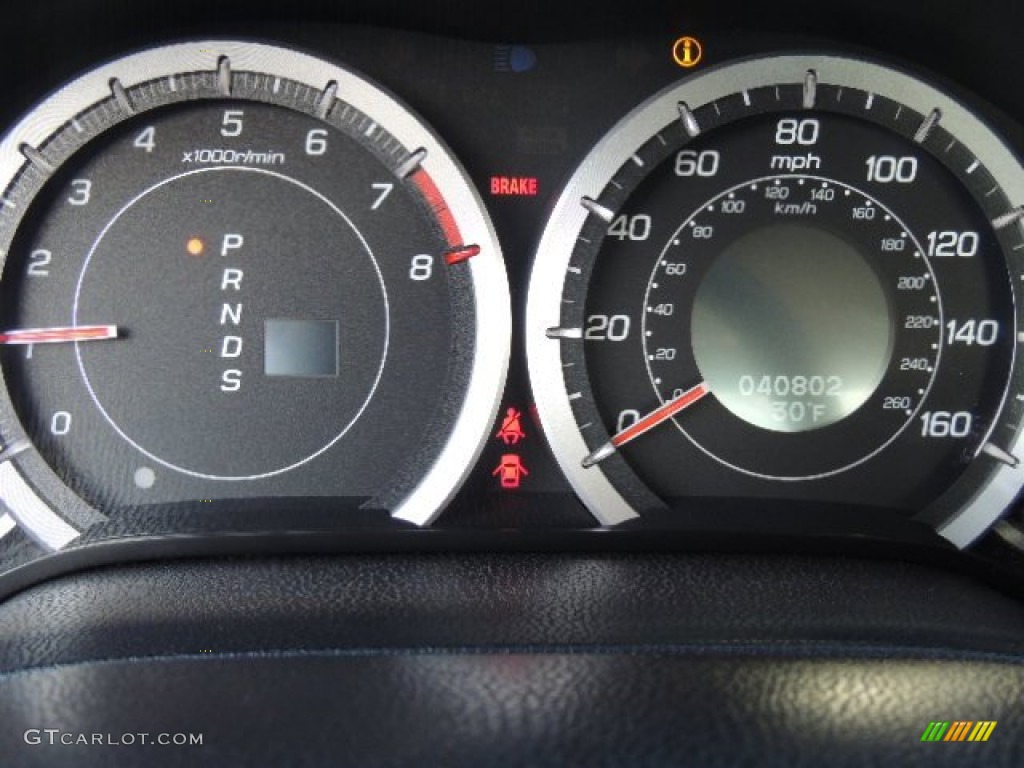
[527,55,1024,544]
[0,41,510,549]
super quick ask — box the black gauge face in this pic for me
[586,112,1010,495]
[527,56,1024,542]
[0,42,509,543]
[5,101,434,493]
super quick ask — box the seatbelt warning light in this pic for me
[490,175,539,196]
[496,407,526,445]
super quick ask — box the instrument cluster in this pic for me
[2,18,1024,591]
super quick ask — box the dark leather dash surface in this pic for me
[0,554,1023,765]
[2,554,1024,671]
[2,652,1022,767]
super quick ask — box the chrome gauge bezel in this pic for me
[0,40,510,548]
[526,54,1024,544]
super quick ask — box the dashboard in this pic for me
[2,0,1024,765]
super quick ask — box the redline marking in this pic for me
[444,244,481,265]
[410,168,462,247]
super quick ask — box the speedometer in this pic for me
[527,55,1024,544]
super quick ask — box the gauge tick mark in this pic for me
[315,81,338,120]
[395,147,427,179]
[982,442,1020,468]
[993,207,1024,230]
[444,244,480,266]
[677,101,700,137]
[914,109,942,143]
[216,56,232,96]
[109,78,134,115]
[546,327,582,340]
[580,196,614,222]
[19,144,53,174]
[0,440,30,464]
[802,69,817,109]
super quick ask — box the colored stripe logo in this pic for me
[920,721,997,742]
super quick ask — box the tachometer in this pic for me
[0,41,509,548]
[527,55,1024,544]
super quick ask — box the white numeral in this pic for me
[305,129,328,156]
[133,126,156,153]
[946,319,998,346]
[371,183,394,210]
[409,254,433,281]
[67,179,92,206]
[585,314,630,341]
[866,155,917,183]
[775,118,819,145]
[927,230,979,258]
[608,214,651,241]
[221,110,244,137]
[50,411,72,436]
[920,411,971,438]
[674,149,720,177]
[616,410,640,433]
[27,249,51,277]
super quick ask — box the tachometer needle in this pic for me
[0,325,119,345]
[582,381,710,468]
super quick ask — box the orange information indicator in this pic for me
[672,36,703,69]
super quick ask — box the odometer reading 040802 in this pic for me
[527,56,1024,543]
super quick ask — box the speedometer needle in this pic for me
[582,381,710,468]
[0,325,119,345]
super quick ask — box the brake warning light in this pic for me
[490,176,538,196]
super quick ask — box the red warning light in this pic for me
[493,453,529,489]
[496,407,526,445]
[490,175,539,197]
